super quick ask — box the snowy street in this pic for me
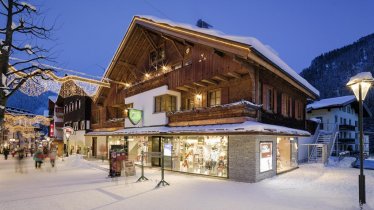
[0,156,373,210]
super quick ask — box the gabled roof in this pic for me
[94,16,319,101]
[307,95,372,117]
[307,95,356,110]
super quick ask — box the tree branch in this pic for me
[0,0,8,10]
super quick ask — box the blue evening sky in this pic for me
[38,0,374,77]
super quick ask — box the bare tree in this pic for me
[0,0,54,125]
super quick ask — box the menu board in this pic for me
[260,142,273,172]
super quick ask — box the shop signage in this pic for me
[124,160,136,176]
[260,142,273,172]
[49,124,54,137]
[128,109,142,125]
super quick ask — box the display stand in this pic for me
[136,150,149,182]
[156,141,169,188]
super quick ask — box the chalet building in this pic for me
[86,16,319,182]
[47,96,65,156]
[306,95,371,155]
[56,80,92,155]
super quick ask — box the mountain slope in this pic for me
[300,33,374,152]
[6,91,57,115]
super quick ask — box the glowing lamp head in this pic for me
[125,83,131,88]
[145,73,150,78]
[347,72,374,101]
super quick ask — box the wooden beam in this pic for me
[193,82,207,87]
[141,28,157,50]
[176,86,189,91]
[227,72,242,79]
[118,60,136,69]
[184,84,194,89]
[212,75,229,82]
[201,79,218,85]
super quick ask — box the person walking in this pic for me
[3,148,9,160]
[33,146,44,169]
[49,149,57,167]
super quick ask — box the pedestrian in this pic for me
[15,148,25,173]
[33,146,44,169]
[49,149,57,167]
[3,148,9,160]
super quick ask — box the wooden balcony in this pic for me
[167,101,259,126]
[261,110,305,130]
[124,75,167,98]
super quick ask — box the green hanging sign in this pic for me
[128,109,142,125]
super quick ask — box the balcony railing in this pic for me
[339,124,356,131]
[167,100,260,125]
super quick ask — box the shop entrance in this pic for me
[151,137,161,167]
[277,137,298,173]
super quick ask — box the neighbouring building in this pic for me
[55,80,92,155]
[86,16,319,182]
[47,96,65,156]
[306,95,371,155]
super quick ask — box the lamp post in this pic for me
[65,131,70,157]
[347,72,374,206]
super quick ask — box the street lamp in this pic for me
[65,131,71,157]
[347,72,374,205]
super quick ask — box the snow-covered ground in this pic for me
[0,155,373,210]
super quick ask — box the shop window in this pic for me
[260,142,273,172]
[154,95,177,113]
[277,137,298,173]
[208,89,221,107]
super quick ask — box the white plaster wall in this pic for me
[125,85,181,127]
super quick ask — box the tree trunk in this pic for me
[0,0,14,123]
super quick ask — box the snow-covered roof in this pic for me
[307,95,356,110]
[48,96,58,103]
[86,121,310,136]
[137,15,319,97]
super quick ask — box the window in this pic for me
[77,100,81,109]
[208,89,221,107]
[91,111,100,124]
[281,94,292,117]
[73,122,78,131]
[154,95,177,113]
[335,115,338,123]
[150,46,165,67]
[263,85,275,112]
[185,98,194,110]
[295,100,304,120]
[344,118,347,125]
[349,119,351,125]
[80,121,85,130]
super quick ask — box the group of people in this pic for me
[1,145,58,170]
[33,145,57,168]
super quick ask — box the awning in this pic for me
[86,121,310,137]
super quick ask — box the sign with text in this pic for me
[260,142,273,172]
[128,109,142,125]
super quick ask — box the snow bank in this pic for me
[327,157,356,168]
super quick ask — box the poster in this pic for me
[260,142,273,172]
[164,143,172,156]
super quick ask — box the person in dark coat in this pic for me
[3,148,9,160]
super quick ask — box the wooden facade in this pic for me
[91,16,318,132]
